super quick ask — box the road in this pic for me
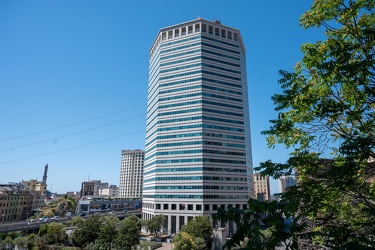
[0,211,141,233]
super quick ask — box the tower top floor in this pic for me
[150,18,246,59]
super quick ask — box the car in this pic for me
[27,219,37,225]
[77,213,86,217]
[39,217,45,222]
[43,217,51,222]
[122,209,127,213]
[51,216,60,220]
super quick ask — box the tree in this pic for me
[97,215,119,250]
[173,232,196,250]
[72,215,101,247]
[114,215,141,250]
[38,222,68,245]
[181,216,212,249]
[47,222,68,245]
[14,233,37,250]
[0,236,14,250]
[214,0,375,249]
[144,214,165,237]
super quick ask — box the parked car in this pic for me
[39,217,45,222]
[51,216,60,220]
[77,213,86,217]
[122,209,127,213]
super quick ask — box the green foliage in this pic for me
[14,233,37,250]
[214,0,375,249]
[114,215,141,250]
[174,232,196,250]
[213,199,303,250]
[71,215,101,248]
[143,214,165,237]
[97,215,119,250]
[39,222,68,245]
[181,216,212,249]
[194,237,207,250]
[0,236,14,250]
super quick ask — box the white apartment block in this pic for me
[99,185,119,198]
[119,149,144,198]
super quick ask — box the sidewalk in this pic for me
[158,242,174,250]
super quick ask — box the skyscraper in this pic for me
[119,149,144,198]
[144,18,253,234]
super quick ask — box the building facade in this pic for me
[144,18,253,234]
[253,173,271,201]
[278,175,296,193]
[21,179,47,209]
[99,185,119,197]
[119,149,144,198]
[0,184,34,222]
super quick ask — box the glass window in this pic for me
[195,24,200,32]
[221,29,226,38]
[181,27,186,36]
[234,33,238,41]
[188,204,193,210]
[163,204,169,210]
[204,204,210,211]
[215,27,219,36]
[196,204,202,210]
[171,204,177,210]
[208,26,213,34]
[168,31,173,39]
[202,24,207,32]
[175,29,179,37]
[228,31,232,40]
[213,204,218,210]
[188,26,193,34]
[156,204,161,209]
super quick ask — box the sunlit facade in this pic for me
[144,18,253,235]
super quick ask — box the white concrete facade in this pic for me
[119,149,144,198]
[144,18,253,235]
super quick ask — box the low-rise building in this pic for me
[98,185,119,198]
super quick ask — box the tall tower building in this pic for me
[119,149,145,198]
[144,18,253,234]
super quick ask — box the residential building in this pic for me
[0,184,34,222]
[119,149,144,198]
[144,18,253,235]
[278,175,296,193]
[21,179,47,209]
[253,173,271,201]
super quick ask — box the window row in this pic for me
[143,175,249,183]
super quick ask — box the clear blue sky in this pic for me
[0,1,323,194]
